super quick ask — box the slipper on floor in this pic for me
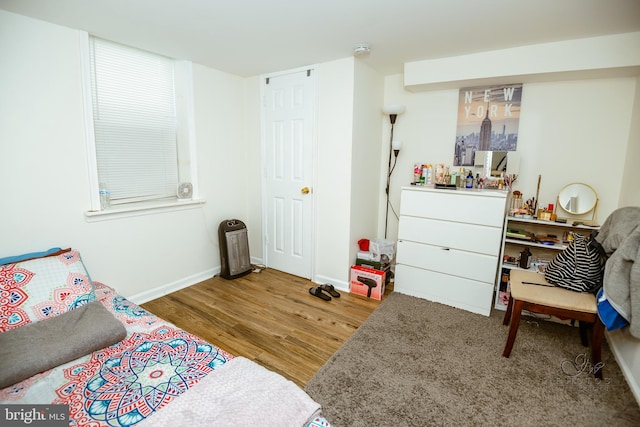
[319,284,340,298]
[309,286,331,301]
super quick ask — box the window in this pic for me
[82,34,197,214]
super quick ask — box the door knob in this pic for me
[301,187,311,194]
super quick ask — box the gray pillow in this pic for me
[0,301,126,389]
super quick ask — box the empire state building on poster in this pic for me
[454,83,522,167]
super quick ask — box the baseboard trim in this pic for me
[314,274,349,293]
[128,267,219,305]
[606,331,640,406]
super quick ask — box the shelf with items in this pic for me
[504,238,566,251]
[507,216,599,232]
[500,260,549,274]
[494,216,600,311]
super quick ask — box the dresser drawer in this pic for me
[400,189,506,227]
[394,264,494,316]
[396,240,498,284]
[398,215,502,256]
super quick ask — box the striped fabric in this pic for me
[544,233,605,293]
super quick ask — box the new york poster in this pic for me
[453,83,522,166]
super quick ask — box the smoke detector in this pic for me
[353,43,370,56]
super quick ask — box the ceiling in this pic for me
[2,0,639,77]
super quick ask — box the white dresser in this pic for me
[394,187,508,316]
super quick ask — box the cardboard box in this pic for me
[355,258,391,284]
[350,265,385,300]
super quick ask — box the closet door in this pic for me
[262,68,316,279]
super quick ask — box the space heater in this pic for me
[218,219,252,280]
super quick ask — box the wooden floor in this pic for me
[141,268,391,388]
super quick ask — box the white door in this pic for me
[262,68,315,278]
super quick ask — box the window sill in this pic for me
[84,198,206,222]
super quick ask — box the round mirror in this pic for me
[557,183,598,215]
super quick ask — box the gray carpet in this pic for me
[305,292,640,426]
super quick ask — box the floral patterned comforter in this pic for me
[1,282,329,427]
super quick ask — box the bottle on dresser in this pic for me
[465,170,474,189]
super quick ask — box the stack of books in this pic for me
[506,228,533,240]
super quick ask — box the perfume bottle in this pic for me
[465,170,473,189]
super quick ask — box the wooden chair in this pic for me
[502,269,604,379]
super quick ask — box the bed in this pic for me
[0,248,331,426]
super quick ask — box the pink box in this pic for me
[350,266,385,300]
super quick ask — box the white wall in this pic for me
[382,76,459,238]
[0,10,250,301]
[515,79,633,220]
[314,58,356,286]
[404,32,640,91]
[191,61,256,270]
[608,75,640,403]
[351,60,384,264]
[312,58,386,289]
[242,75,264,261]
[619,76,640,208]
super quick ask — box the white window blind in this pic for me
[89,37,178,205]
